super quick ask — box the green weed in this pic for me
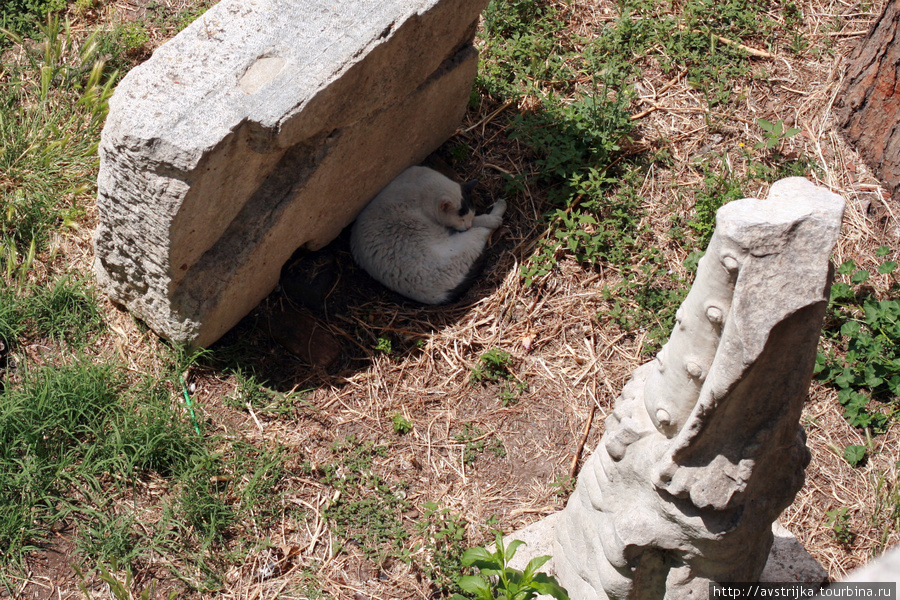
[376,336,393,354]
[416,502,469,594]
[816,252,900,438]
[843,445,867,467]
[454,424,506,466]
[470,349,513,384]
[451,533,569,600]
[825,508,854,546]
[314,436,411,563]
[0,0,66,41]
[471,349,526,405]
[755,118,801,152]
[392,412,413,435]
[686,154,746,246]
[477,0,568,100]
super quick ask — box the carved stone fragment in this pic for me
[554,177,845,599]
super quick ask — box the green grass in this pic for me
[313,436,412,564]
[0,32,294,571]
[0,348,293,591]
[475,0,812,356]
[0,358,187,565]
[1,14,114,279]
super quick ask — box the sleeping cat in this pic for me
[350,166,506,304]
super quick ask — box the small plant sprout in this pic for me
[825,508,855,546]
[754,118,801,151]
[391,412,413,435]
[451,533,569,600]
[470,349,527,406]
[375,337,393,354]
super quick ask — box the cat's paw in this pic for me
[473,213,503,230]
[472,199,506,229]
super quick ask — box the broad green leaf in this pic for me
[843,444,866,466]
[876,246,891,258]
[864,364,884,388]
[522,555,552,582]
[841,321,861,337]
[830,282,853,301]
[878,261,898,274]
[836,260,857,275]
[458,575,494,600]
[851,269,870,284]
[462,546,499,568]
[505,539,527,563]
[531,573,572,600]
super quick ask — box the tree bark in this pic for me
[836,2,900,199]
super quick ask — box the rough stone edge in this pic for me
[840,544,900,583]
[504,513,828,596]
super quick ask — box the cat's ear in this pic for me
[439,198,454,214]
[461,179,479,196]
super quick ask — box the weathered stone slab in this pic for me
[94,0,488,347]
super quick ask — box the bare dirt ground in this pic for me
[10,0,900,597]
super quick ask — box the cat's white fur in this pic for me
[350,166,506,304]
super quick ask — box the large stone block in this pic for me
[94,0,488,347]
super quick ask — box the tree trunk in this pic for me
[836,2,900,199]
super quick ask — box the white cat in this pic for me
[350,166,506,304]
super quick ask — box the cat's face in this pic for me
[439,199,473,231]
[438,179,477,231]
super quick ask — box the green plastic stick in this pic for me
[179,375,201,435]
